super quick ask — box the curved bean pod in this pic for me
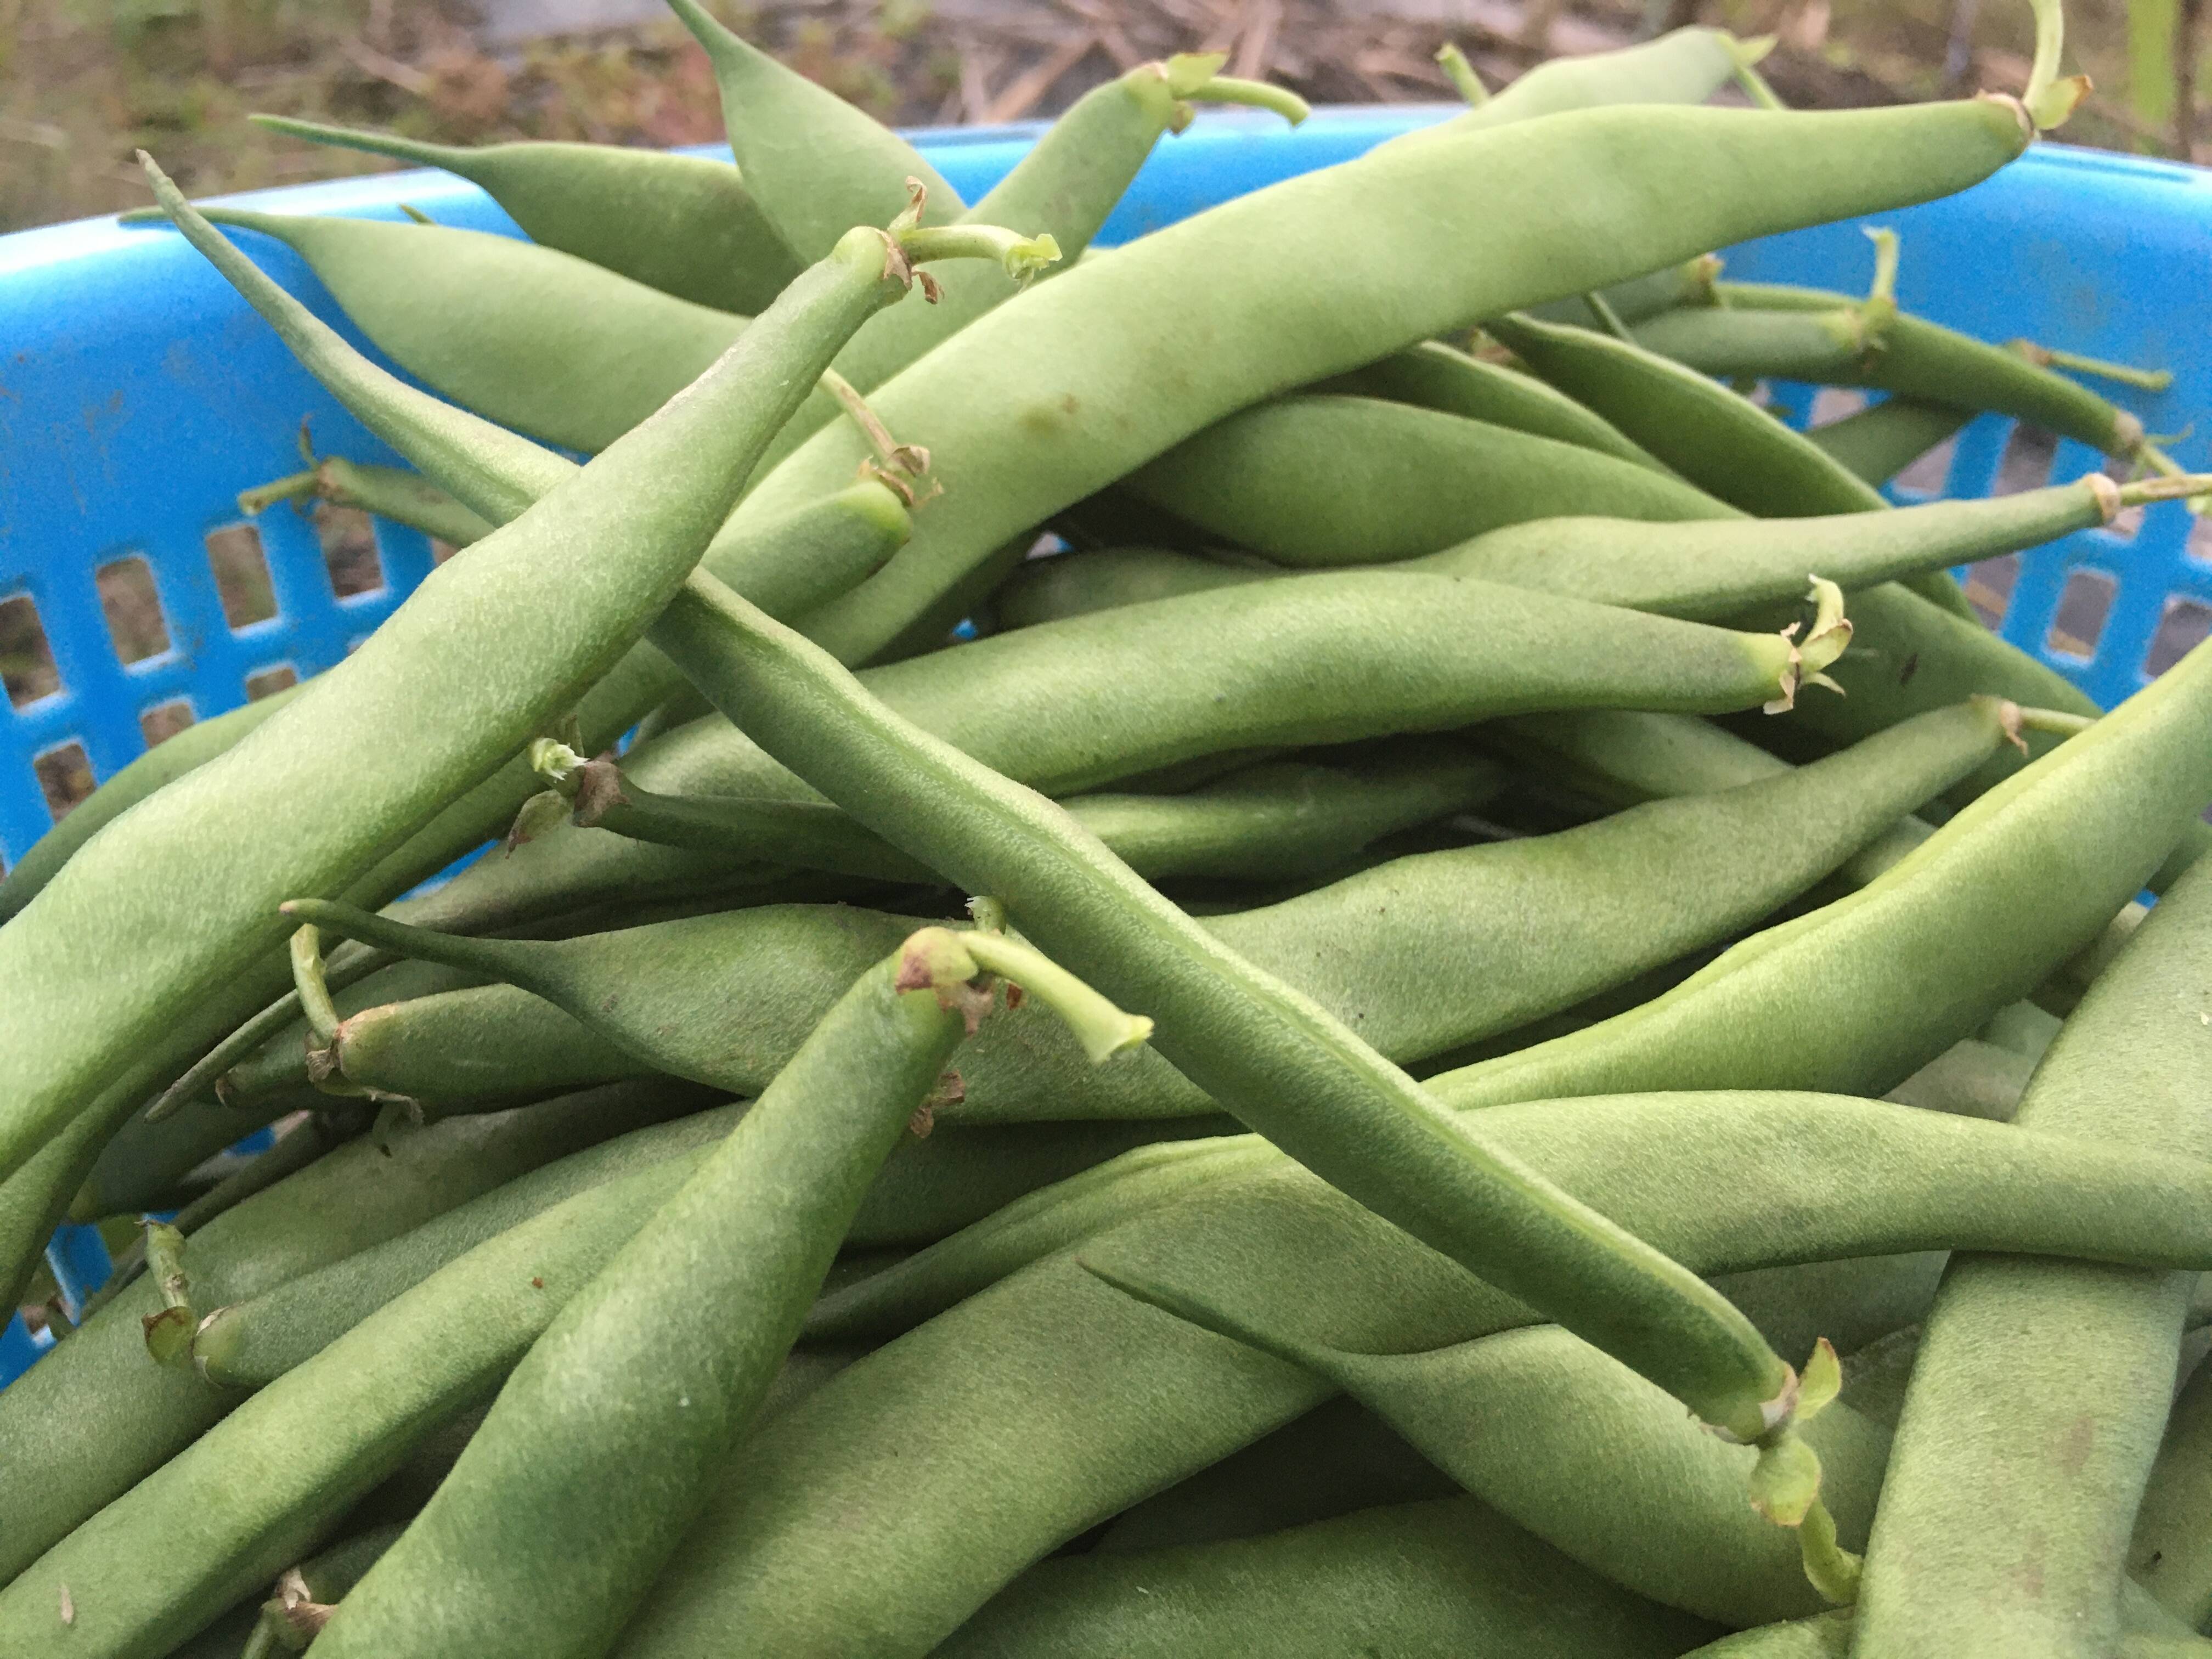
[167,205,749,453]
[248,115,803,313]
[753,97,2035,665]
[1854,853,2212,1658]
[617,1088,2212,1659]
[1430,630,2212,1113]
[934,1494,1719,1658]
[1395,26,1751,141]
[1123,394,1738,566]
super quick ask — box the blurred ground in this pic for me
[0,0,2185,236]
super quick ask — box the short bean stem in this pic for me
[1727,35,1788,111]
[139,1220,195,1367]
[1434,42,1489,105]
[1161,52,1313,123]
[909,925,1155,1065]
[2013,340,2176,391]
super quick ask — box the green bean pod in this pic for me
[1854,854,2212,1658]
[1804,396,1974,487]
[1653,281,2157,464]
[0,1081,706,1586]
[752,96,2036,666]
[994,547,1271,630]
[239,452,496,549]
[1,177,961,1181]
[308,929,1142,1659]
[2130,1345,2212,1624]
[1679,1600,2212,1656]
[617,1088,2212,1659]
[248,115,803,313]
[1429,631,2212,1114]
[1124,394,1738,566]
[1392,26,1752,141]
[1323,339,1668,470]
[1086,1307,1892,1627]
[537,739,1503,885]
[1881,1037,2032,1121]
[308,697,1984,1121]
[935,1494,1719,1658]
[664,0,963,259]
[166,205,749,453]
[1634,302,1874,383]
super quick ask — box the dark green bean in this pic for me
[249,115,802,313]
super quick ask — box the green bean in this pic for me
[1483,307,1975,619]
[238,438,497,550]
[162,204,749,453]
[752,92,2041,666]
[1323,339,1667,470]
[531,738,1503,885]
[209,957,485,1115]
[1430,631,2212,1113]
[1679,1599,2212,1656]
[664,0,963,259]
[1091,1396,1460,1555]
[0,167,972,1186]
[1646,277,2166,470]
[1525,254,1725,329]
[309,697,1985,1120]
[0,1080,702,1587]
[804,1137,1269,1344]
[1854,854,2212,1657]
[934,1494,1721,1658]
[618,1088,2212,1658]
[1803,397,1973,487]
[1123,394,1738,567]
[193,1103,744,1388]
[2131,1343,2212,1624]
[248,115,802,313]
[1394,27,1753,141]
[239,1522,403,1659]
[309,930,1143,1658]
[1092,1301,1893,1625]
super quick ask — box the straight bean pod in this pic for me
[1803,397,1974,487]
[1854,853,2212,1658]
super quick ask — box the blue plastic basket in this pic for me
[4,108,2208,1381]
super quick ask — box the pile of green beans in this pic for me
[7,5,2211,1654]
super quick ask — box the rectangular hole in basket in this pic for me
[2045,568,2117,661]
[316,505,386,600]
[205,524,280,631]
[1961,554,2019,629]
[2146,599,2212,679]
[2188,511,2212,569]
[0,594,63,708]
[1994,424,2058,496]
[95,555,173,666]
[139,699,195,749]
[1894,435,1960,498]
[1808,387,1869,425]
[245,664,299,701]
[33,742,94,821]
